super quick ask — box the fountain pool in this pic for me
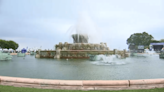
[0,54,164,80]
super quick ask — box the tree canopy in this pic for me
[160,39,164,42]
[127,32,154,46]
[151,40,160,43]
[0,39,19,50]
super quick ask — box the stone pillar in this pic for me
[35,49,41,58]
[123,49,126,54]
[104,43,107,47]
[123,49,126,58]
[64,42,68,50]
[97,44,100,50]
[100,44,104,50]
[59,42,62,49]
[83,43,87,50]
[62,47,66,51]
[106,47,110,50]
[54,47,61,59]
[69,44,73,50]
[113,49,117,54]
[90,44,94,50]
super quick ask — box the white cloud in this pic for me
[29,18,74,34]
[1,0,164,50]
[76,0,164,49]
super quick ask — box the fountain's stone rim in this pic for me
[0,75,164,90]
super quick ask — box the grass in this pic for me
[0,85,164,92]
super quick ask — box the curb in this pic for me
[0,76,164,90]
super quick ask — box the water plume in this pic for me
[67,12,102,43]
[131,49,158,57]
[91,55,128,65]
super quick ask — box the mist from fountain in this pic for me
[130,48,158,58]
[145,49,156,54]
[140,49,158,57]
[67,12,101,43]
[91,55,128,65]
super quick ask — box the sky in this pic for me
[0,0,164,50]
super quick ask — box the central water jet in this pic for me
[72,34,88,43]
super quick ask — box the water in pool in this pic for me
[0,54,164,80]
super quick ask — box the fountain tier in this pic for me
[35,34,128,59]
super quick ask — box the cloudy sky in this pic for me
[0,0,164,50]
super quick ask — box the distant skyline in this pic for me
[0,0,164,50]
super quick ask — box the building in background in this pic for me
[137,45,144,53]
[149,43,164,52]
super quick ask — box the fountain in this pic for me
[30,51,35,55]
[130,48,158,58]
[1,28,164,90]
[34,12,129,59]
[0,51,12,60]
[35,33,128,59]
[17,48,27,57]
[159,48,164,58]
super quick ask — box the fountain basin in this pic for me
[1,76,164,90]
[0,55,164,80]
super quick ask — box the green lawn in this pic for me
[0,85,164,92]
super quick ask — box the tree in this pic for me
[151,40,160,43]
[0,39,6,48]
[160,39,164,42]
[8,40,19,50]
[127,32,154,48]
[0,39,19,50]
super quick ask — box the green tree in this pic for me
[151,40,160,43]
[0,39,5,48]
[150,39,164,43]
[127,32,154,48]
[160,39,164,42]
[0,39,19,50]
[8,40,19,50]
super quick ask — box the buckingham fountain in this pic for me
[1,29,164,90]
[35,34,128,59]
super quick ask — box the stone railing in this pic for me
[0,76,164,90]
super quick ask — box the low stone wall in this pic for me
[0,76,164,90]
[10,53,30,55]
[10,53,17,55]
[38,50,128,59]
[26,53,30,55]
